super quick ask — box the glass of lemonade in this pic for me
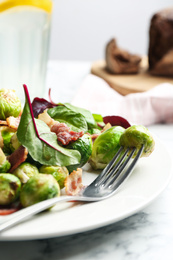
[0,0,53,103]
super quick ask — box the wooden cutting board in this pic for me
[91,57,173,95]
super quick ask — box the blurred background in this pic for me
[49,0,173,61]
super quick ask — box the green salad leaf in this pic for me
[47,105,88,132]
[17,85,81,167]
[63,103,97,129]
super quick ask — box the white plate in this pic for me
[0,137,172,241]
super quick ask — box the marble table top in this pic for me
[0,61,173,260]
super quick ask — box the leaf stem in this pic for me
[23,84,40,139]
[23,84,59,150]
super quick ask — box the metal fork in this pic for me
[0,145,144,233]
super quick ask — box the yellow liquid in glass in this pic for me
[0,0,53,102]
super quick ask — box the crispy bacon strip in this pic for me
[0,117,20,130]
[8,146,28,173]
[51,122,70,133]
[90,123,112,142]
[0,206,21,216]
[0,120,7,126]
[38,110,84,145]
[57,131,84,145]
[90,133,100,142]
[64,168,84,196]
[0,208,19,216]
[0,202,21,215]
[6,116,21,130]
[51,123,84,145]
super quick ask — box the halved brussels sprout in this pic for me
[0,89,21,120]
[20,174,60,207]
[0,173,21,205]
[66,134,92,172]
[89,126,125,170]
[39,165,69,189]
[119,125,155,157]
[0,148,11,173]
[10,133,21,152]
[0,126,16,154]
[12,162,39,184]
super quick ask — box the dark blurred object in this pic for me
[105,38,141,74]
[148,8,173,77]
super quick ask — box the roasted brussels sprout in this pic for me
[0,89,21,120]
[89,126,125,170]
[10,132,21,152]
[20,174,60,207]
[12,162,39,184]
[119,125,155,157]
[0,126,16,154]
[0,148,11,173]
[66,134,92,172]
[39,165,69,189]
[0,173,21,205]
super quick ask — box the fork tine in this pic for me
[103,147,136,188]
[94,146,124,185]
[97,147,130,187]
[109,145,144,191]
[102,148,136,187]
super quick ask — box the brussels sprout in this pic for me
[20,174,60,207]
[0,148,11,173]
[89,126,125,170]
[39,165,69,189]
[0,89,21,120]
[66,134,92,172]
[0,173,21,205]
[119,125,155,157]
[10,132,21,152]
[12,162,39,184]
[0,126,16,154]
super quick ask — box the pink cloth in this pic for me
[72,74,173,126]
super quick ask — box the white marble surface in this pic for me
[0,61,173,260]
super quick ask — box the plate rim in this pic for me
[0,136,172,241]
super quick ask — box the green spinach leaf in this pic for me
[17,85,81,166]
[63,103,97,129]
[48,105,88,132]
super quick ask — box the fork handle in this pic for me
[0,196,79,233]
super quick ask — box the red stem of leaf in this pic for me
[48,88,57,105]
[23,84,60,151]
[23,84,40,139]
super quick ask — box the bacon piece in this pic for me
[6,116,21,130]
[0,206,21,215]
[8,146,28,173]
[64,168,84,196]
[0,120,7,126]
[0,202,21,215]
[90,133,100,142]
[0,116,20,130]
[39,112,84,145]
[0,208,19,215]
[51,122,70,133]
[51,122,84,145]
[90,123,112,142]
[57,131,84,145]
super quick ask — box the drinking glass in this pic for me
[0,0,53,103]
